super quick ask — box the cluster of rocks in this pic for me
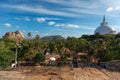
[4,30,25,41]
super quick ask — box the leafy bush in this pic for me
[0,40,14,69]
[0,50,14,69]
[33,52,45,63]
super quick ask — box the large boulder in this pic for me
[4,30,25,41]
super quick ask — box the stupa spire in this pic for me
[103,15,105,22]
[101,15,108,26]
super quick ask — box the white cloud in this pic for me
[48,21,56,26]
[65,24,79,28]
[36,17,46,22]
[55,24,65,27]
[64,7,102,15]
[4,23,12,27]
[1,0,120,17]
[36,17,61,23]
[1,4,79,17]
[55,23,95,30]
[115,6,120,10]
[42,0,101,9]
[41,0,103,15]
[24,17,30,21]
[102,0,120,13]
[55,23,79,28]
[106,6,120,12]
[100,0,120,7]
[106,7,113,12]
[41,0,120,16]
[45,18,61,20]
[15,16,30,21]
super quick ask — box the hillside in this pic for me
[41,35,65,41]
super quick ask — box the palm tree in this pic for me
[27,32,32,39]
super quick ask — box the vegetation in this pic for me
[0,33,120,68]
[61,52,70,60]
[0,39,15,68]
[33,52,46,64]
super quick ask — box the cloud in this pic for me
[1,0,120,17]
[100,0,120,7]
[106,7,113,12]
[44,18,61,20]
[55,23,95,30]
[15,16,60,22]
[42,0,101,9]
[55,23,79,28]
[4,23,12,27]
[106,6,120,12]
[55,24,65,27]
[15,16,30,21]
[41,0,103,15]
[48,21,56,26]
[64,7,102,15]
[115,6,120,10]
[35,17,61,23]
[65,24,79,28]
[36,17,46,22]
[41,0,120,16]
[1,4,79,17]
[24,17,30,21]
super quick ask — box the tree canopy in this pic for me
[0,33,120,68]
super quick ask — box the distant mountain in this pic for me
[41,35,65,41]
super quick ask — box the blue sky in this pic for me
[0,0,120,38]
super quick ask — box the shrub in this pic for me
[0,50,14,69]
[33,52,45,63]
[57,53,69,66]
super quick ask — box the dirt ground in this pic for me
[0,65,120,80]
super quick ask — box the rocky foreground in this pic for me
[0,65,120,80]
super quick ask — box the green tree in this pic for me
[27,32,32,39]
[34,34,41,52]
[65,37,78,51]
[48,41,57,53]
[0,40,14,68]
[33,52,45,64]
[76,38,88,52]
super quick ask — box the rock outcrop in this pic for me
[4,30,25,41]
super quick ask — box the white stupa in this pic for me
[94,15,116,35]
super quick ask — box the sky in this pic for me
[0,0,120,38]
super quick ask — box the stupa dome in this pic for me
[94,15,116,35]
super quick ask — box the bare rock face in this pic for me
[4,30,25,41]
